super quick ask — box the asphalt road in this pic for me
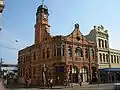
[5,83,116,90]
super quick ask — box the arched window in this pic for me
[111,55,113,63]
[54,47,56,56]
[114,55,116,63]
[106,54,109,62]
[102,40,104,48]
[91,48,94,58]
[47,48,49,58]
[99,53,102,62]
[85,48,88,58]
[33,51,36,60]
[57,45,61,56]
[68,46,72,57]
[103,53,105,62]
[117,56,119,63]
[43,49,45,59]
[105,40,107,48]
[75,47,83,57]
[62,45,65,56]
[98,39,101,47]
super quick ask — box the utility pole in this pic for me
[0,58,3,76]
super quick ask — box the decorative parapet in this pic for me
[0,0,4,13]
[94,25,108,34]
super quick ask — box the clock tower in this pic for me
[34,4,50,44]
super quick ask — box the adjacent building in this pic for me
[18,4,98,86]
[85,25,110,69]
[85,26,120,83]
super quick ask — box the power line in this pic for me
[0,44,19,50]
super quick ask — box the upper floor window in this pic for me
[117,56,119,63]
[111,55,113,63]
[106,54,109,62]
[98,39,101,47]
[43,49,45,59]
[54,46,56,56]
[114,55,116,63]
[33,51,36,60]
[47,48,49,58]
[91,48,94,58]
[103,53,105,62]
[99,53,102,62]
[68,46,72,57]
[62,45,65,56]
[75,47,83,57]
[105,40,107,48]
[57,45,61,56]
[85,48,88,58]
[102,40,104,48]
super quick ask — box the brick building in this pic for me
[18,4,98,86]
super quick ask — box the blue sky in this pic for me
[0,0,120,64]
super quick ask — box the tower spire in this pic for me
[42,0,44,5]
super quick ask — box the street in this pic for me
[5,83,115,90]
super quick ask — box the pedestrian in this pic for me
[78,75,82,86]
[28,78,31,87]
[50,78,53,88]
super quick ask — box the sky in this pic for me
[0,0,120,64]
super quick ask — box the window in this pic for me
[102,40,104,48]
[117,56,119,63]
[75,47,83,57]
[106,54,109,62]
[57,45,61,56]
[98,39,101,47]
[105,40,107,48]
[99,53,102,62]
[47,48,49,58]
[54,46,56,56]
[111,55,113,63]
[33,51,36,60]
[68,46,72,57]
[103,53,105,62]
[43,49,45,59]
[114,55,116,63]
[62,45,65,56]
[85,48,88,58]
[91,48,94,58]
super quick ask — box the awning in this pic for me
[99,68,120,72]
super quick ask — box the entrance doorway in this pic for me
[56,66,65,85]
[69,65,79,83]
[80,67,88,82]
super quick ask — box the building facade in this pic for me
[85,26,120,83]
[18,4,98,86]
[85,25,110,69]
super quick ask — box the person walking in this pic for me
[50,78,53,88]
[78,75,82,86]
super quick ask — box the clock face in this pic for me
[43,14,47,20]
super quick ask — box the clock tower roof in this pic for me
[36,4,49,15]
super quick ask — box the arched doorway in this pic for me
[56,66,65,85]
[69,65,79,83]
[80,67,88,82]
